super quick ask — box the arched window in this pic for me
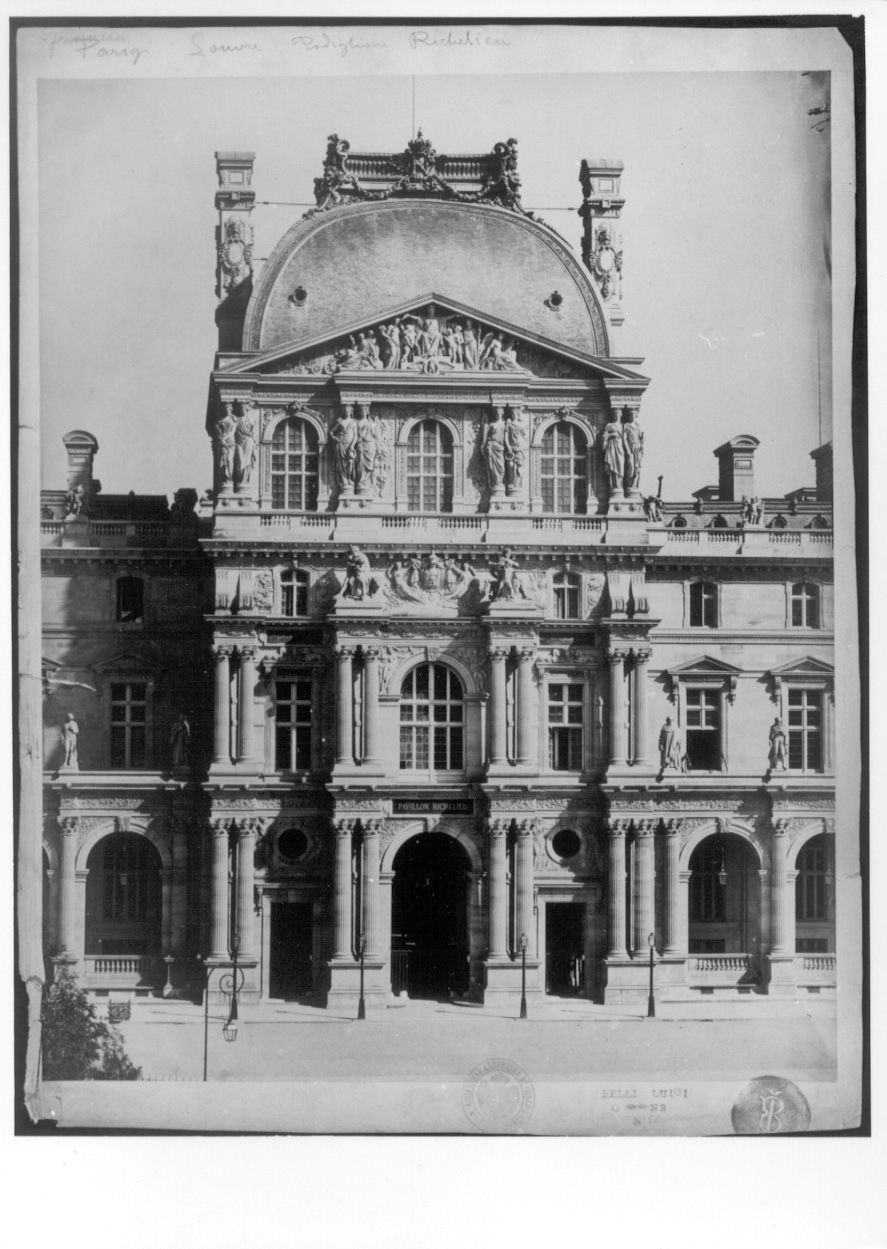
[116,576,144,623]
[271,419,319,510]
[795,833,834,953]
[791,581,820,628]
[406,420,453,512]
[541,422,587,514]
[553,571,580,619]
[689,581,718,627]
[85,833,162,955]
[399,663,464,771]
[281,568,309,616]
[689,834,758,954]
[671,514,688,529]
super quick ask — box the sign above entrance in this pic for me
[392,799,475,815]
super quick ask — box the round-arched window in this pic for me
[271,418,319,510]
[399,663,464,771]
[406,420,453,512]
[541,421,587,514]
[551,829,581,860]
[278,828,309,862]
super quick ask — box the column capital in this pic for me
[517,645,536,664]
[363,645,382,662]
[664,818,680,837]
[59,816,80,838]
[212,642,235,659]
[237,817,260,837]
[209,816,231,836]
[631,646,652,664]
[490,645,511,662]
[237,644,258,661]
[606,647,629,664]
[363,818,381,839]
[335,644,357,661]
[607,818,628,838]
[334,817,355,837]
[772,817,790,838]
[515,819,533,838]
[490,818,509,837]
[634,818,656,837]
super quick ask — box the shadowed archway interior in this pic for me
[391,832,471,1000]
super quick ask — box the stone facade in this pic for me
[40,135,836,1009]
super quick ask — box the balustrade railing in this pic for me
[692,954,750,973]
[800,954,836,972]
[83,954,160,983]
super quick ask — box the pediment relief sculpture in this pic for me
[386,551,481,609]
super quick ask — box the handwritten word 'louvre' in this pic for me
[190,33,261,57]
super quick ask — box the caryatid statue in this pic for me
[601,418,626,494]
[215,403,237,488]
[354,405,379,496]
[233,402,258,488]
[504,407,527,493]
[331,405,358,492]
[622,414,645,493]
[483,407,507,493]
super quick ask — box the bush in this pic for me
[41,968,141,1081]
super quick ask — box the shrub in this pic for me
[41,968,141,1081]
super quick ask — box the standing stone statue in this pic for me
[380,323,401,369]
[483,408,507,492]
[170,714,191,769]
[216,404,237,488]
[658,717,682,771]
[233,403,258,488]
[354,407,379,495]
[331,406,358,491]
[602,420,626,493]
[462,321,480,370]
[504,408,527,492]
[768,717,788,771]
[62,712,79,768]
[623,417,644,493]
[489,547,527,601]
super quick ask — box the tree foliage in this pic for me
[41,968,141,1081]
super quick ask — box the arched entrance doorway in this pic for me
[85,833,162,957]
[688,833,760,959]
[391,833,470,999]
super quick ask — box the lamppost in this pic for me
[201,931,242,1081]
[647,932,656,1019]
[357,932,366,1021]
[519,931,528,1020]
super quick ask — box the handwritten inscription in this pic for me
[190,33,260,57]
[410,30,513,50]
[292,33,388,58]
[47,31,148,65]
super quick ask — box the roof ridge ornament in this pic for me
[306,132,559,237]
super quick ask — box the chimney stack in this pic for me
[810,442,833,502]
[62,430,99,495]
[215,150,256,351]
[713,435,760,502]
[579,159,626,335]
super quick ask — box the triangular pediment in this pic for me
[769,656,834,679]
[667,655,744,679]
[219,292,648,385]
[92,652,157,675]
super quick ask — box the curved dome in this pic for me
[243,199,608,357]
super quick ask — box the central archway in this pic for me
[391,833,471,1000]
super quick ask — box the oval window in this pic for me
[278,828,309,862]
[551,829,581,860]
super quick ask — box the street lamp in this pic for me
[519,932,528,1021]
[647,932,656,1019]
[357,932,366,1021]
[201,931,243,1081]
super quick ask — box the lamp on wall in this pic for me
[717,842,728,889]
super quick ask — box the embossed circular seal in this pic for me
[731,1076,811,1134]
[462,1058,535,1131]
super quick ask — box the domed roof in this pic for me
[242,198,608,358]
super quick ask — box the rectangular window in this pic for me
[787,689,823,771]
[554,576,580,620]
[796,938,828,953]
[689,582,717,627]
[275,680,313,770]
[110,682,147,768]
[548,683,584,771]
[685,688,721,770]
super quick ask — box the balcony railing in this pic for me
[692,955,750,973]
[82,954,161,987]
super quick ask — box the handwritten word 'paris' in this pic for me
[48,32,148,64]
[292,33,387,59]
[409,30,513,50]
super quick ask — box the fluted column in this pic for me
[235,819,257,960]
[607,649,628,767]
[310,661,325,772]
[514,821,536,958]
[487,820,508,959]
[516,647,536,769]
[489,646,509,767]
[332,819,354,960]
[335,646,355,767]
[161,868,174,954]
[363,647,381,767]
[208,819,230,960]
[58,817,79,956]
[770,819,791,954]
[361,820,381,959]
[632,820,656,954]
[663,820,682,955]
[170,814,189,956]
[212,644,233,764]
[631,647,652,767]
[235,646,257,763]
[607,819,627,958]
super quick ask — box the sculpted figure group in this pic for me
[484,407,526,494]
[215,401,258,491]
[346,545,530,606]
[330,307,525,376]
[331,405,379,495]
[602,412,645,496]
